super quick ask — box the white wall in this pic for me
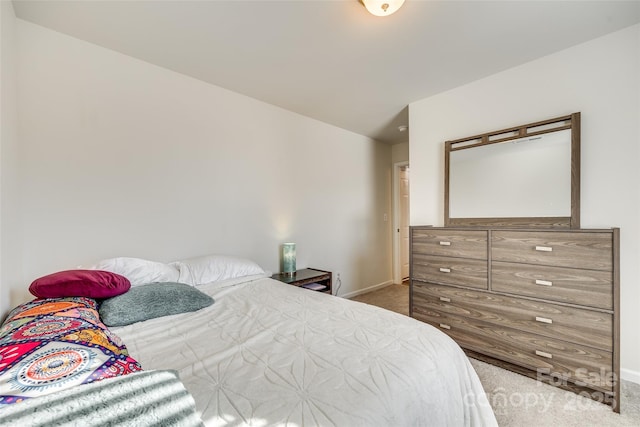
[6,19,393,314]
[0,1,22,319]
[391,141,409,164]
[409,24,640,380]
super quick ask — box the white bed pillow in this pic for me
[91,257,180,287]
[170,255,265,286]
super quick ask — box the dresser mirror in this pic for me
[445,112,580,228]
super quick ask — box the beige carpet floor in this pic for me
[349,283,640,426]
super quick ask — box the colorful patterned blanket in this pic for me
[0,297,141,405]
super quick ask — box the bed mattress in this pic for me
[113,275,497,426]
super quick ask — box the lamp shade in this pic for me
[361,0,405,16]
[282,243,296,274]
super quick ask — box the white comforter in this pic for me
[113,275,497,426]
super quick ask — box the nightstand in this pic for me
[271,268,332,294]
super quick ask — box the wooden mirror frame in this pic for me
[444,112,581,228]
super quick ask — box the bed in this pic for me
[0,256,497,426]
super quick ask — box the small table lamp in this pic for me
[282,243,296,275]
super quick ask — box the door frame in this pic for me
[392,161,409,285]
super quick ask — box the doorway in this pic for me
[393,162,410,284]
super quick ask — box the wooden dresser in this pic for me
[410,226,620,412]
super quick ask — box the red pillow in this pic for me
[29,269,131,299]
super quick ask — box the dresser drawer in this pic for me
[492,231,613,270]
[412,254,487,289]
[412,229,487,260]
[492,261,613,310]
[412,304,474,346]
[413,283,612,351]
[412,308,613,392]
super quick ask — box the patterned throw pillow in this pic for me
[0,297,142,405]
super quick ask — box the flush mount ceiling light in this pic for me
[360,0,405,16]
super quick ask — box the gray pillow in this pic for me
[99,282,214,327]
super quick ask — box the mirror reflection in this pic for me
[449,129,571,218]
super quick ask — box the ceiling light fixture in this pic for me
[360,0,405,17]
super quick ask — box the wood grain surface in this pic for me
[412,307,613,392]
[413,282,612,351]
[492,230,613,270]
[492,261,612,309]
[409,226,619,411]
[411,228,487,260]
[412,254,488,289]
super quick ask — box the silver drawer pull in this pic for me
[439,268,451,273]
[439,297,451,303]
[535,246,553,252]
[535,279,553,287]
[439,241,451,246]
[439,323,451,330]
[535,350,553,359]
[535,316,553,324]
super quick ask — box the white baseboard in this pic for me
[621,368,640,385]
[339,280,394,299]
